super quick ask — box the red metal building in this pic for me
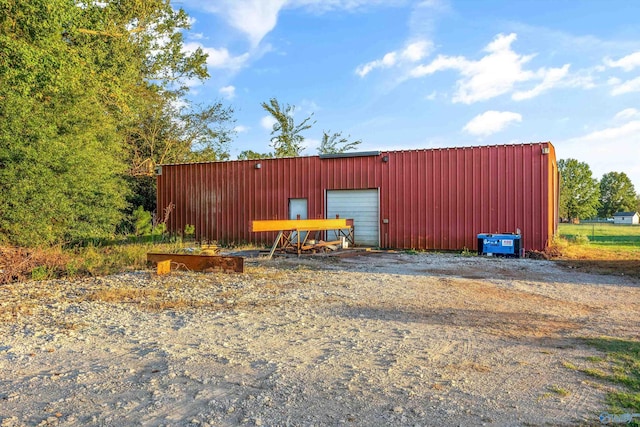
[156,142,559,252]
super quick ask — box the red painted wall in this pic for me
[157,142,558,251]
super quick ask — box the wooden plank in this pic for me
[147,253,244,273]
[267,230,284,260]
[251,218,349,233]
[301,240,343,251]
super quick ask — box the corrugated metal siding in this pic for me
[157,142,557,251]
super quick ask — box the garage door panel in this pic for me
[327,189,379,246]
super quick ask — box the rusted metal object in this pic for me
[252,218,354,258]
[300,239,342,251]
[147,253,244,273]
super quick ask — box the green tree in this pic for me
[237,150,274,160]
[261,98,315,157]
[0,0,211,246]
[0,0,126,245]
[318,130,362,154]
[598,172,637,217]
[180,103,235,163]
[558,159,600,221]
[126,91,235,176]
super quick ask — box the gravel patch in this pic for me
[1,252,638,426]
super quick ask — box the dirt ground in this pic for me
[1,251,638,426]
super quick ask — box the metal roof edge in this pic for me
[158,142,554,167]
[319,151,381,159]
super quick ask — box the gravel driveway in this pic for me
[1,252,638,426]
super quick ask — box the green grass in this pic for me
[559,223,640,246]
[556,224,640,261]
[566,337,640,421]
[548,385,571,397]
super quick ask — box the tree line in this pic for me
[558,159,639,222]
[9,2,626,248]
[0,1,360,247]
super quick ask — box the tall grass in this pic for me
[0,240,193,285]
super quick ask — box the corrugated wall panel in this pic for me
[156,142,557,251]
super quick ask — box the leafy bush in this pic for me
[460,247,475,257]
[133,206,153,236]
[573,234,590,245]
[31,266,53,281]
[152,223,166,236]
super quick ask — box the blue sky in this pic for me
[178,0,640,191]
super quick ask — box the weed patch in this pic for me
[567,337,640,417]
[0,241,201,285]
[0,246,70,284]
[548,385,570,396]
[31,265,55,281]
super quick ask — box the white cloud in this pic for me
[189,0,403,47]
[463,110,522,136]
[557,116,640,190]
[226,0,287,47]
[178,0,405,81]
[409,54,467,77]
[356,39,432,77]
[401,40,432,62]
[561,71,597,90]
[408,33,573,104]
[512,64,570,100]
[261,115,277,131]
[191,0,286,48]
[183,42,250,70]
[298,99,320,114]
[614,108,640,122]
[234,125,249,133]
[219,85,236,99]
[573,120,640,142]
[610,76,640,95]
[291,0,405,13]
[604,51,640,71]
[356,52,397,77]
[301,137,321,155]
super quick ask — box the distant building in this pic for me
[612,211,640,225]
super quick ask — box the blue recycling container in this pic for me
[477,233,521,257]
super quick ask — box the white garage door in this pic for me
[326,189,379,246]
